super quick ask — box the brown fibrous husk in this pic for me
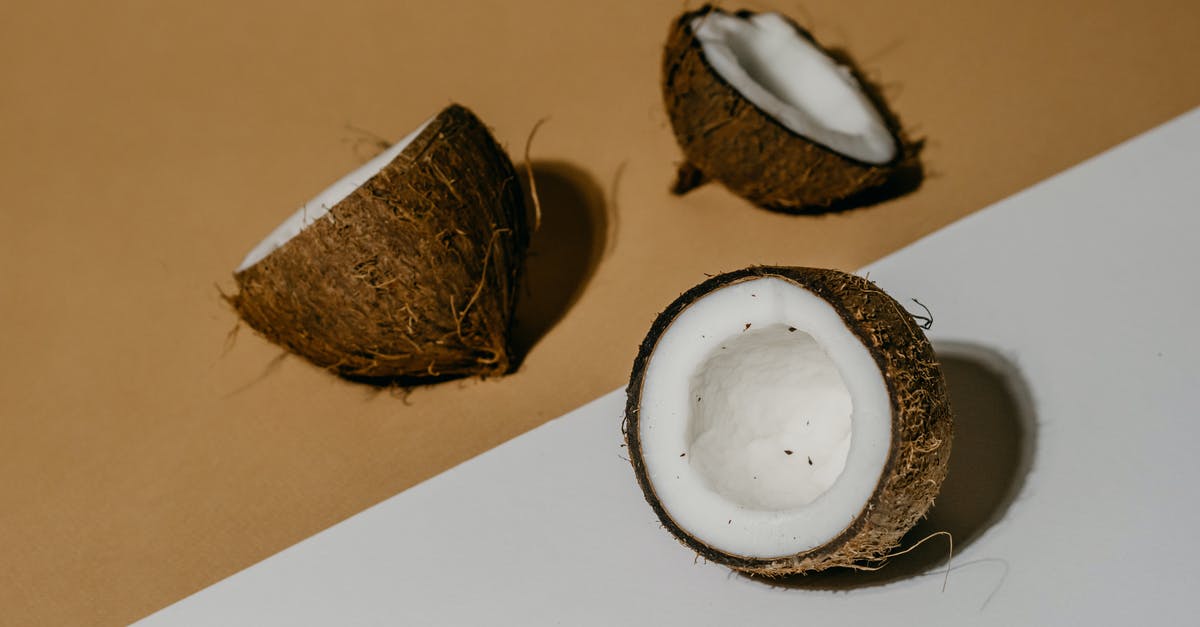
[624,266,952,575]
[229,104,529,381]
[662,6,922,213]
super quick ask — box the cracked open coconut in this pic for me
[663,6,919,212]
[229,104,529,380]
[624,267,951,575]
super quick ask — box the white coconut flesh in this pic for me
[691,12,896,164]
[236,116,434,272]
[639,277,891,558]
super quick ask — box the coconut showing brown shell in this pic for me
[229,104,529,381]
[663,6,921,213]
[624,266,951,575]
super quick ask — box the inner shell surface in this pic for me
[691,11,896,164]
[689,325,852,511]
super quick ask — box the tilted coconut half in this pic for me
[663,6,919,212]
[229,104,529,380]
[624,267,951,575]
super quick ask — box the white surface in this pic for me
[143,108,1200,625]
[693,12,895,163]
[640,276,889,556]
[236,116,432,272]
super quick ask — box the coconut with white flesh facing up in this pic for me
[229,104,529,380]
[663,6,919,212]
[624,267,951,575]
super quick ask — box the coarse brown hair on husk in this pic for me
[229,104,529,381]
[662,6,922,213]
[624,266,952,575]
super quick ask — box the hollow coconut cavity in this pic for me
[663,6,919,212]
[624,267,952,575]
[229,104,529,380]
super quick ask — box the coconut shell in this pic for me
[230,104,529,381]
[624,266,952,575]
[662,7,921,213]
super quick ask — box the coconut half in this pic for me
[624,267,951,575]
[229,104,529,380]
[663,6,919,212]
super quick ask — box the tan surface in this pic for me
[1,0,1196,623]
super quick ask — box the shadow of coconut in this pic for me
[509,160,609,364]
[742,341,1036,590]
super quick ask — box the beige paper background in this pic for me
[1,1,1197,623]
